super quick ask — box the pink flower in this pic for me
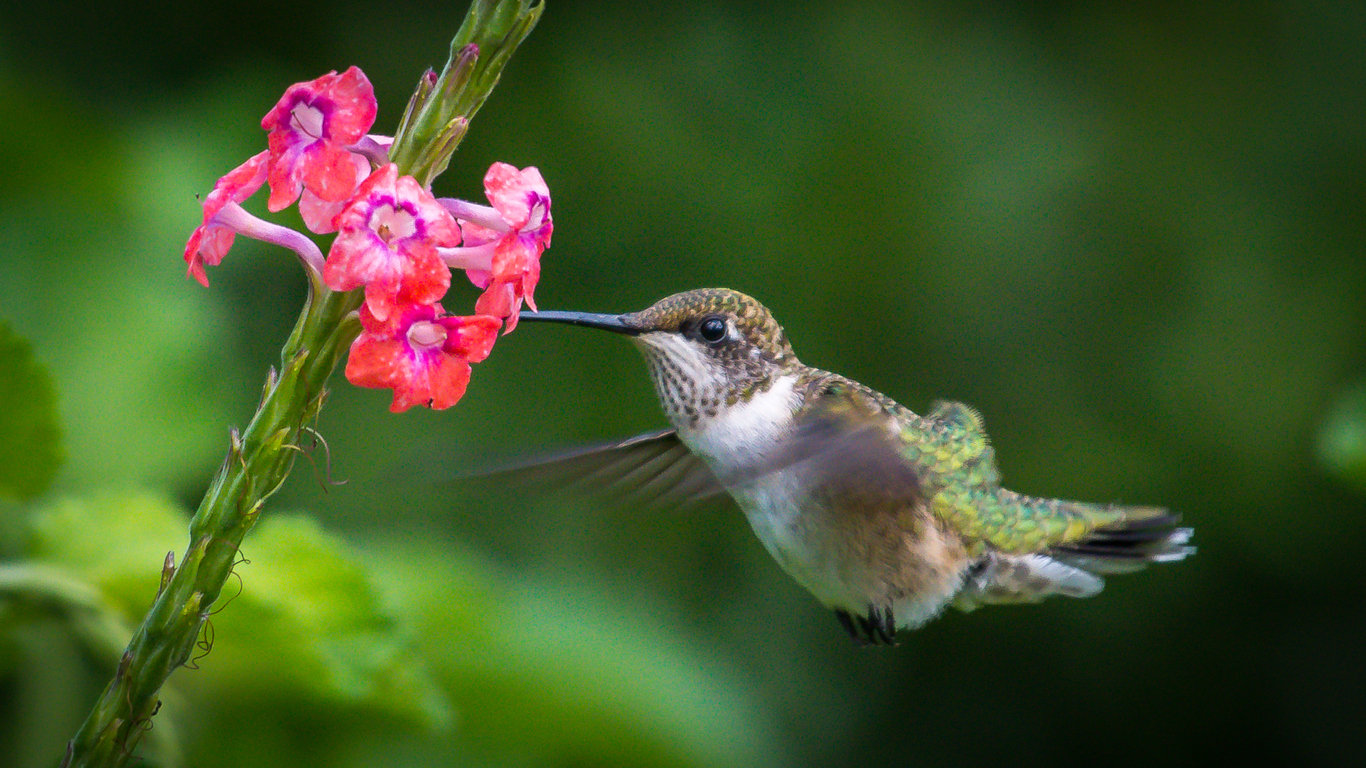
[460,226,540,332]
[482,163,553,245]
[184,151,269,286]
[439,163,552,332]
[261,66,377,212]
[345,301,501,412]
[323,164,461,322]
[297,151,372,234]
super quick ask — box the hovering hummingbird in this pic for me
[515,288,1193,645]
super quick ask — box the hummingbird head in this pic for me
[519,288,800,428]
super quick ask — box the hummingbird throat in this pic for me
[633,332,731,428]
[633,331,786,427]
[632,332,802,478]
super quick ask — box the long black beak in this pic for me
[517,310,641,335]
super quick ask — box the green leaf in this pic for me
[7,495,186,768]
[25,493,451,732]
[25,492,186,614]
[193,515,453,730]
[0,319,62,500]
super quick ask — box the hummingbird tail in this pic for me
[1050,507,1195,575]
[954,507,1194,612]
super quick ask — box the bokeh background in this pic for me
[3,1,1365,766]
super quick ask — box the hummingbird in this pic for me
[515,288,1193,645]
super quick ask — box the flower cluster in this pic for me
[183,67,551,412]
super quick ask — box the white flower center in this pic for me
[524,196,548,230]
[407,321,447,350]
[370,205,417,244]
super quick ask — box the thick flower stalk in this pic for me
[62,2,544,766]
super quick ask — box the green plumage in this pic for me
[805,376,1140,556]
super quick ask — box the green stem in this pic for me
[389,0,544,186]
[62,275,363,768]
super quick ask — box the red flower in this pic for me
[440,163,552,332]
[323,164,461,322]
[183,65,557,417]
[261,66,377,212]
[183,151,269,286]
[345,301,501,412]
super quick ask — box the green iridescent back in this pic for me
[800,373,1130,555]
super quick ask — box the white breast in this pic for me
[677,376,862,604]
[680,375,799,472]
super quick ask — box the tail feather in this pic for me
[1051,510,1194,575]
[953,507,1194,612]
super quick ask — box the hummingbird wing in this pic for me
[479,428,728,510]
[766,383,928,498]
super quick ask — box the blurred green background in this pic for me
[2,0,1365,766]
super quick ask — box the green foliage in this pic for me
[22,494,450,742]
[0,319,62,500]
[26,493,186,611]
[191,515,452,730]
[6,492,780,768]
[367,543,781,768]
[1318,382,1366,494]
[3,494,182,768]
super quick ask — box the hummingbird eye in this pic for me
[697,316,728,343]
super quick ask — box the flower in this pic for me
[345,301,501,412]
[261,66,378,212]
[323,164,461,322]
[465,220,541,332]
[184,151,269,286]
[297,151,372,234]
[439,163,552,332]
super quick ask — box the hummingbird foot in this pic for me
[834,604,898,646]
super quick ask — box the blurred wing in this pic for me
[478,428,728,510]
[753,385,925,506]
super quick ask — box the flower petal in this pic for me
[418,354,473,411]
[483,163,550,229]
[324,164,458,319]
[183,151,269,285]
[445,314,502,363]
[299,152,372,234]
[301,141,365,202]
